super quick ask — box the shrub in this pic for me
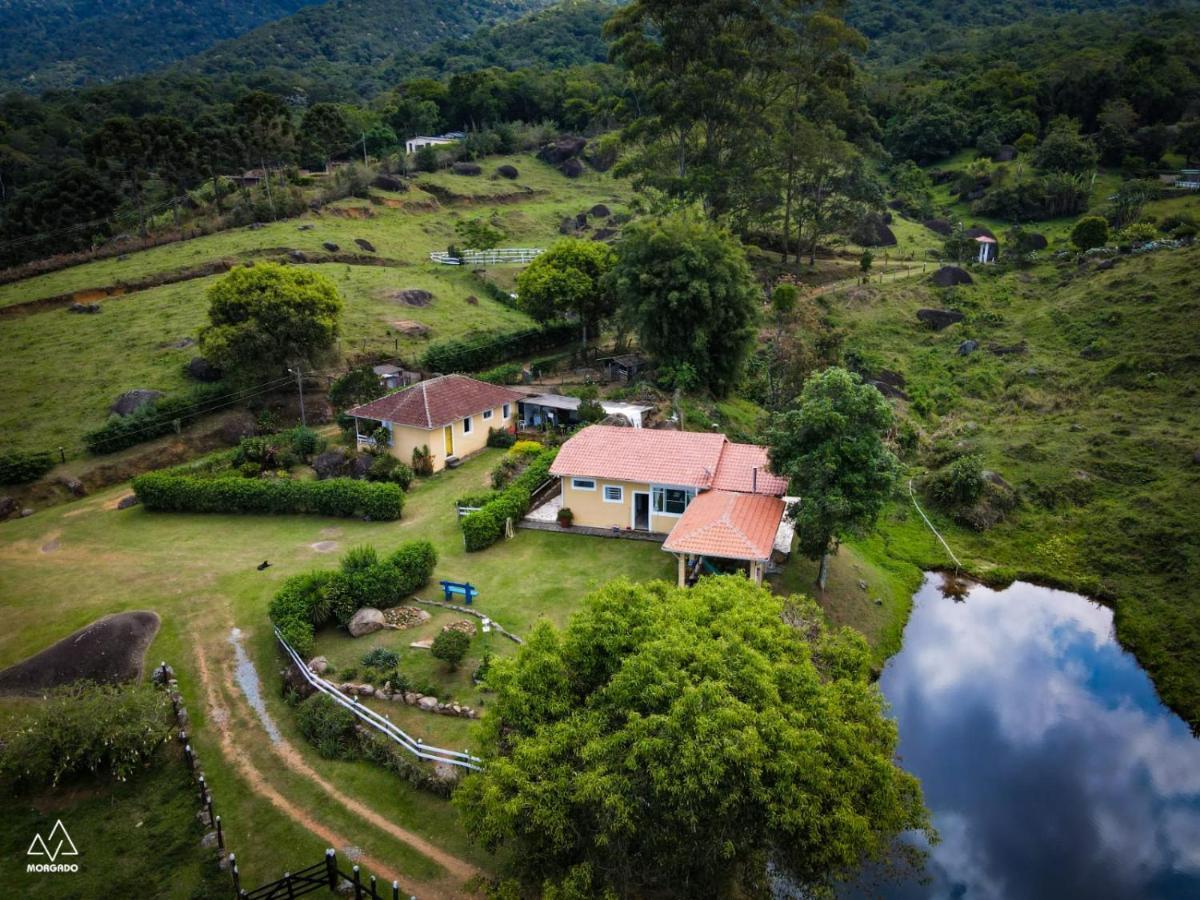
[557,507,574,527]
[295,694,358,759]
[491,456,519,489]
[341,544,379,574]
[477,362,523,385]
[131,473,404,520]
[926,455,985,508]
[461,447,558,551]
[1071,216,1110,251]
[510,440,543,457]
[0,682,172,790]
[84,383,229,455]
[461,507,503,551]
[421,322,574,372]
[412,444,433,477]
[367,453,413,489]
[487,427,516,449]
[362,647,400,669]
[289,426,322,460]
[0,449,55,485]
[431,629,471,671]
[456,489,500,509]
[1117,222,1158,245]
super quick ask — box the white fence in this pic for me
[429,247,544,266]
[274,627,483,771]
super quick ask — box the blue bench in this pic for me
[439,580,477,605]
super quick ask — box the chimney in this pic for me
[752,467,758,493]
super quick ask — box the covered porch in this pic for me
[661,490,787,588]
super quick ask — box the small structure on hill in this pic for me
[974,235,998,263]
[404,132,464,155]
[602,354,648,383]
[372,364,419,390]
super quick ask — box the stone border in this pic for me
[410,597,523,644]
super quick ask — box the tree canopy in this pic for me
[199,262,342,383]
[516,238,616,347]
[608,213,759,396]
[767,367,900,585]
[455,575,932,897]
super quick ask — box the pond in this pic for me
[874,573,1200,899]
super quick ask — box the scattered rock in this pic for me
[20,507,34,517]
[60,477,86,497]
[592,228,616,241]
[354,238,376,253]
[297,224,313,232]
[289,250,307,263]
[1096,259,1115,271]
[312,449,348,480]
[559,216,579,235]
[356,683,374,697]
[307,656,329,676]
[347,608,386,638]
[537,136,587,165]
[186,357,222,382]
[495,164,519,179]
[249,222,265,230]
[220,413,257,445]
[1026,233,1048,250]
[1069,424,1084,433]
[348,455,372,480]
[409,639,433,650]
[110,389,164,417]
[371,173,407,192]
[391,320,431,337]
[451,162,482,176]
[392,289,433,307]
[322,241,339,252]
[987,341,1027,356]
[559,158,584,178]
[465,295,479,305]
[116,493,141,510]
[922,218,953,236]
[575,212,589,229]
[442,619,476,636]
[916,308,965,330]
[992,145,1017,162]
[850,213,897,247]
[0,497,17,519]
[67,302,101,314]
[957,339,979,356]
[857,580,869,592]
[160,336,195,349]
[589,203,611,218]
[417,696,439,710]
[201,831,219,850]
[930,266,973,287]
[874,598,884,606]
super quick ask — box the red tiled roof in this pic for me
[662,490,785,561]
[550,426,726,488]
[712,443,788,496]
[348,375,523,430]
[551,425,787,495]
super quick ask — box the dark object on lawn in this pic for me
[1026,233,1048,250]
[930,266,974,287]
[992,145,1017,162]
[323,241,339,252]
[958,340,979,356]
[116,494,140,509]
[354,238,376,252]
[592,228,616,241]
[289,250,307,262]
[395,289,433,307]
[496,164,519,179]
[186,356,222,382]
[110,389,165,416]
[917,308,966,330]
[0,611,160,695]
[869,369,909,400]
[68,302,101,314]
[589,203,611,218]
[987,341,1028,356]
[466,295,479,305]
[313,449,348,479]
[923,218,953,236]
[452,162,482,176]
[559,158,584,178]
[371,173,407,192]
[537,136,587,165]
[257,560,271,570]
[850,212,896,247]
[881,211,894,224]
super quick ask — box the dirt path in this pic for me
[190,627,480,898]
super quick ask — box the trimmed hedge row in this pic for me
[84,383,230,455]
[421,322,574,373]
[0,449,55,485]
[270,541,437,657]
[461,447,558,552]
[132,473,404,520]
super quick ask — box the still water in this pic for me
[878,574,1200,899]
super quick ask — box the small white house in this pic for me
[975,235,997,263]
[405,132,465,155]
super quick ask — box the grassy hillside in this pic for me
[826,243,1200,726]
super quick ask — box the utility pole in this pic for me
[288,366,306,427]
[362,133,368,166]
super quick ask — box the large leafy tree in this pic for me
[516,238,616,349]
[300,103,353,171]
[767,367,900,588]
[609,212,758,395]
[200,263,343,383]
[455,575,932,897]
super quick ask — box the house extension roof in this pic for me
[662,490,786,562]
[550,425,787,494]
[348,375,523,430]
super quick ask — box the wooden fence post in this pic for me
[326,849,338,889]
[353,864,363,900]
[230,853,240,893]
[184,744,194,771]
[215,815,224,850]
[391,881,400,900]
[369,874,377,898]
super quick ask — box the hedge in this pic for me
[84,383,230,455]
[461,447,557,552]
[269,540,437,657]
[0,449,55,485]
[132,473,404,520]
[421,322,574,373]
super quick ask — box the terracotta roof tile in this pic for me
[712,443,788,495]
[348,375,523,430]
[550,426,726,488]
[662,491,785,561]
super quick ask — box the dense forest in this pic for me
[1,0,1198,266]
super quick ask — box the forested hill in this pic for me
[0,0,325,91]
[180,0,558,101]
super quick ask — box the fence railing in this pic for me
[429,247,543,266]
[274,628,483,771]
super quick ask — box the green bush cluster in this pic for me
[0,682,172,790]
[431,628,471,671]
[0,449,56,485]
[461,448,557,551]
[486,427,517,448]
[366,453,414,489]
[132,473,404,520]
[269,540,437,656]
[925,454,985,508]
[361,647,400,669]
[478,362,524,385]
[83,383,230,455]
[421,322,574,373]
[295,694,358,759]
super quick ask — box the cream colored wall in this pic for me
[562,477,646,529]
[386,403,515,473]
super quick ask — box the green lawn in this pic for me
[0,448,675,887]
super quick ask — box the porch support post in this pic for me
[677,553,687,588]
[750,561,764,585]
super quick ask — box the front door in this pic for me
[444,425,454,457]
[633,492,650,531]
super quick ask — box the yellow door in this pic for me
[443,425,454,456]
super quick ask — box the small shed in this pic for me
[372,364,419,390]
[974,235,998,263]
[604,354,648,383]
[518,393,653,429]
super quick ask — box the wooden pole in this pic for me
[353,864,363,900]
[215,815,224,850]
[326,849,338,889]
[230,854,240,893]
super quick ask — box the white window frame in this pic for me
[482,408,494,421]
[571,478,596,491]
[651,485,695,517]
[462,416,473,434]
[603,485,624,503]
[502,403,511,419]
